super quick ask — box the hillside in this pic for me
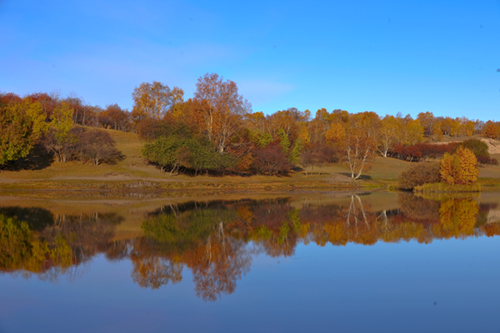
[1,128,499,191]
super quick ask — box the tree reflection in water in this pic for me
[1,193,499,301]
[0,210,123,282]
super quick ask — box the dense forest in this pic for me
[1,73,499,177]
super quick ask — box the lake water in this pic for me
[1,191,500,332]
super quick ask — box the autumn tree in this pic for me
[440,146,478,185]
[194,73,251,153]
[307,108,330,144]
[441,117,455,136]
[98,104,131,131]
[168,87,185,119]
[76,129,121,165]
[42,102,75,163]
[431,121,444,141]
[338,112,379,179]
[0,92,22,106]
[400,115,424,146]
[24,92,58,119]
[132,81,173,121]
[417,111,435,135]
[64,95,99,127]
[0,100,48,166]
[482,121,499,139]
[377,115,400,157]
[300,142,337,176]
[252,142,291,175]
[460,118,475,137]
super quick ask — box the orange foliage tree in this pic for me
[482,121,499,139]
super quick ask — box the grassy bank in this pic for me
[1,128,500,191]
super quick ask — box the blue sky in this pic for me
[1,0,499,120]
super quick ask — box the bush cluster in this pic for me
[397,163,441,190]
[142,135,236,176]
[42,128,121,165]
[391,143,457,162]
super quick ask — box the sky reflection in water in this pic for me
[0,192,499,332]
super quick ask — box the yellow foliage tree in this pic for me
[44,102,75,163]
[0,100,48,165]
[132,81,173,122]
[440,146,478,185]
[324,122,345,142]
[431,121,443,141]
[464,121,475,137]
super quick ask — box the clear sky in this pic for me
[1,0,499,120]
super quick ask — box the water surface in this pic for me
[1,191,499,332]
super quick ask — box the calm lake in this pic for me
[1,191,500,333]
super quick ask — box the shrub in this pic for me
[142,135,236,175]
[456,139,489,158]
[398,162,440,190]
[391,143,457,162]
[252,142,291,175]
[477,155,499,166]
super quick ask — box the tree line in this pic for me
[2,73,499,175]
[131,74,499,178]
[0,92,122,168]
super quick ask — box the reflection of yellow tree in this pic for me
[435,199,478,238]
[131,255,183,289]
[0,215,44,271]
[378,218,426,244]
[324,223,348,246]
[0,211,122,282]
[0,214,73,274]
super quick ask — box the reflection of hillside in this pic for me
[131,195,500,301]
[0,210,124,281]
[2,194,500,302]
